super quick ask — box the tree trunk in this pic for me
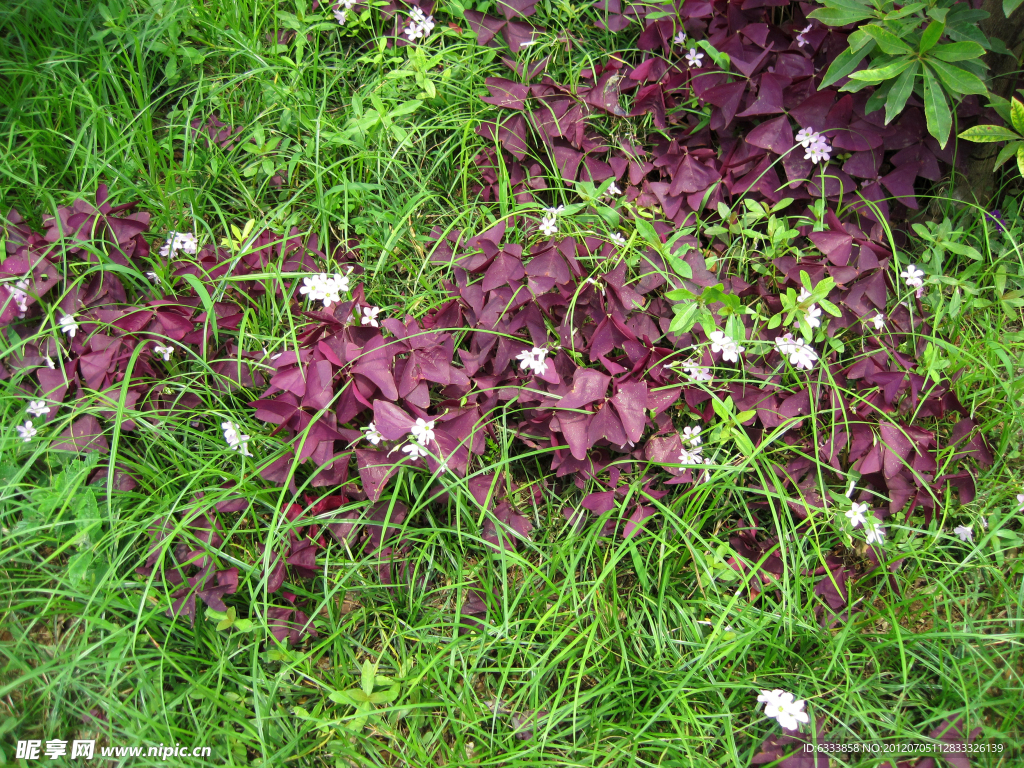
[953,0,1024,205]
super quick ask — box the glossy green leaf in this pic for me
[848,56,914,82]
[861,25,915,54]
[926,59,988,96]
[919,20,944,52]
[930,41,987,61]
[1011,97,1024,134]
[992,140,1022,170]
[808,0,875,26]
[922,64,952,147]
[958,124,1021,142]
[885,62,920,124]
[1005,0,1023,16]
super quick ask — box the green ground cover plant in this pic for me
[1,0,1022,765]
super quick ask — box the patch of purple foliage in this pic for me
[0,0,998,648]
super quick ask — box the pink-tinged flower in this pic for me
[900,264,925,297]
[361,306,380,327]
[158,231,198,259]
[797,288,822,328]
[865,519,886,545]
[16,420,37,442]
[27,400,50,418]
[685,48,704,68]
[804,137,831,164]
[757,689,809,731]
[363,422,383,445]
[606,182,622,196]
[1018,493,1024,512]
[222,421,253,457]
[953,524,973,543]
[58,313,79,338]
[774,333,818,370]
[683,363,713,382]
[795,23,812,46]
[709,330,744,362]
[404,6,435,41]
[9,278,30,317]
[152,344,174,362]
[678,446,703,464]
[333,8,347,24]
[795,127,821,149]
[516,347,549,375]
[673,30,687,46]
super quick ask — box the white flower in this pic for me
[410,417,435,445]
[152,344,174,362]
[869,311,884,330]
[797,288,822,328]
[758,690,809,731]
[402,441,429,459]
[16,420,37,443]
[361,306,381,327]
[606,182,622,196]
[516,346,549,376]
[584,277,605,295]
[9,278,30,317]
[610,232,627,247]
[865,519,886,545]
[1018,493,1024,512]
[683,364,713,382]
[27,400,50,418]
[333,8,347,24]
[682,426,702,447]
[774,333,818,370]
[678,446,703,464]
[674,30,687,46]
[58,313,79,338]
[685,48,704,68]
[363,422,383,446]
[795,127,821,149]
[44,355,55,369]
[299,273,350,308]
[795,23,812,47]
[953,524,973,543]
[846,501,868,529]
[900,264,925,292]
[158,231,198,259]
[981,517,988,529]
[539,214,558,237]
[404,6,435,40]
[221,421,253,457]
[146,271,161,284]
[845,481,856,498]
[804,137,831,164]
[709,330,744,363]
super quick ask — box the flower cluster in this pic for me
[515,347,549,376]
[8,279,30,318]
[158,231,198,259]
[757,689,809,731]
[795,127,831,164]
[333,0,356,25]
[404,6,435,41]
[298,272,350,309]
[796,288,822,329]
[677,425,712,477]
[774,333,818,370]
[539,206,564,237]
[402,417,435,459]
[222,421,253,457]
[709,331,744,363]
